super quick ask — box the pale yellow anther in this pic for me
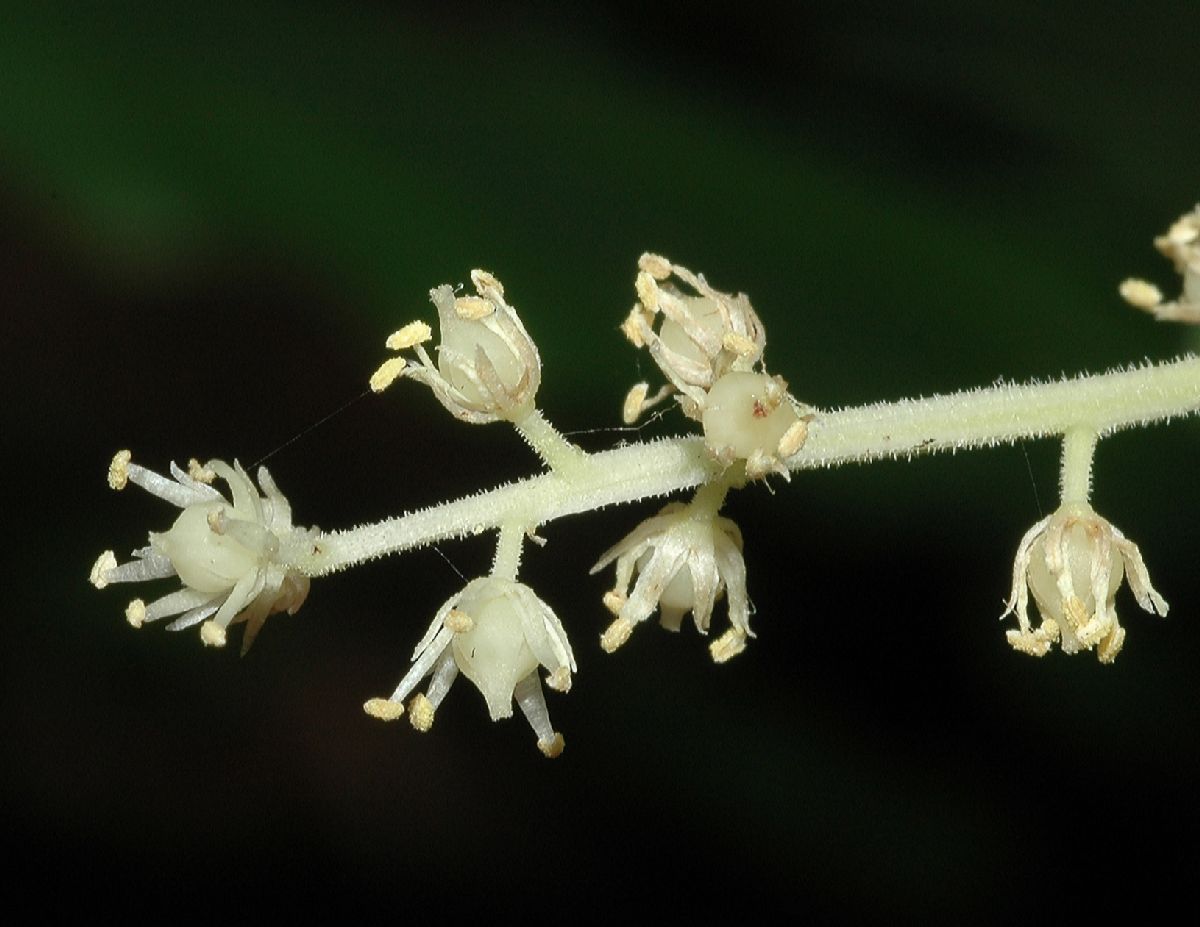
[635,271,660,311]
[638,252,672,280]
[621,309,648,348]
[369,356,408,393]
[125,599,146,629]
[385,320,433,351]
[187,458,216,484]
[602,590,626,616]
[537,733,565,759]
[108,450,132,490]
[408,693,435,732]
[777,420,809,459]
[363,697,405,721]
[1166,216,1200,246]
[471,269,504,297]
[454,295,493,320]
[600,616,633,653]
[200,621,227,648]
[1006,628,1052,658]
[623,383,649,425]
[1062,595,1089,631]
[89,550,117,589]
[206,508,224,533]
[1098,625,1126,664]
[545,666,571,693]
[722,331,756,357]
[1119,278,1163,311]
[445,608,474,634]
[709,628,747,663]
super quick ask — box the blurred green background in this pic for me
[3,0,1198,917]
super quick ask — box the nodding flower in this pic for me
[90,451,317,654]
[362,576,575,758]
[592,502,753,663]
[1003,502,1167,663]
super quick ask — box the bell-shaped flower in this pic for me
[1003,502,1168,663]
[621,253,767,421]
[1120,204,1200,323]
[370,269,542,423]
[89,451,317,654]
[362,577,575,757]
[591,502,752,663]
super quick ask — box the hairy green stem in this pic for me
[298,356,1200,577]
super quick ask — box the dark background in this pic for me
[3,1,1197,918]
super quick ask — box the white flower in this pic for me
[1120,204,1200,323]
[619,255,811,478]
[591,502,751,663]
[370,269,542,423]
[362,577,575,758]
[1003,502,1168,663]
[621,253,767,422]
[90,451,317,654]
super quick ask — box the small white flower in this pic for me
[363,577,575,757]
[371,269,542,423]
[1003,502,1167,663]
[591,502,751,662]
[620,255,812,478]
[90,451,317,654]
[622,253,767,421]
[1120,204,1200,323]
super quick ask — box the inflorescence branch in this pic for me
[90,205,1200,754]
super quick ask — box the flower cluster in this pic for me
[90,451,317,653]
[363,577,576,758]
[370,269,542,423]
[620,253,811,479]
[1003,502,1167,662]
[1120,204,1200,323]
[591,501,751,662]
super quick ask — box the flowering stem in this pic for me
[1059,427,1098,505]
[299,355,1200,578]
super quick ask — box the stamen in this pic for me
[125,599,146,628]
[409,693,435,732]
[385,320,433,350]
[200,621,228,648]
[600,617,633,653]
[89,550,117,589]
[1119,278,1163,311]
[363,697,405,721]
[369,356,408,393]
[709,628,747,663]
[108,450,132,490]
[623,383,649,424]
